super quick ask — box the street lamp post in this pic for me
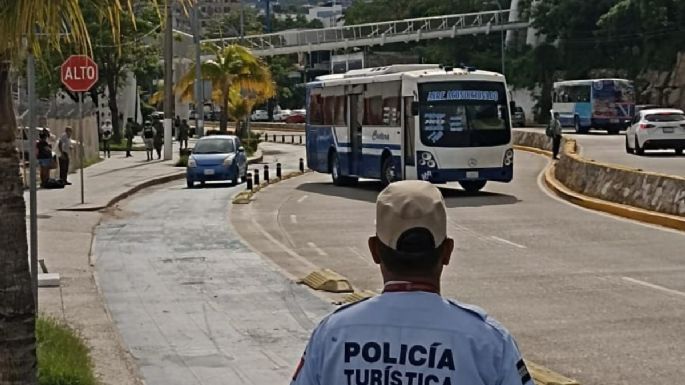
[490,0,505,76]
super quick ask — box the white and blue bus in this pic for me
[552,78,635,134]
[305,64,515,192]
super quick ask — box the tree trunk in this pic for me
[0,59,37,385]
[220,94,229,132]
[107,75,121,143]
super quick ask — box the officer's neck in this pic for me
[382,276,441,294]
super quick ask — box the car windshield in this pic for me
[193,138,235,154]
[645,113,685,122]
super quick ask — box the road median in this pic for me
[513,130,685,231]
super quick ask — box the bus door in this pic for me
[403,97,417,180]
[348,86,364,176]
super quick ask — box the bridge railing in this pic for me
[202,10,525,55]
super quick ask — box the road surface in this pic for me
[233,150,685,385]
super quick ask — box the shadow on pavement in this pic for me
[189,182,238,189]
[296,181,520,208]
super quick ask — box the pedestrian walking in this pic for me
[57,127,73,185]
[153,120,164,159]
[174,115,181,137]
[178,119,189,150]
[124,117,136,157]
[101,119,113,158]
[36,129,53,187]
[291,181,533,385]
[546,110,563,160]
[142,121,155,161]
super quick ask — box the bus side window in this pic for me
[403,97,415,166]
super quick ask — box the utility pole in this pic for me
[163,0,174,160]
[193,1,204,138]
[490,0,505,76]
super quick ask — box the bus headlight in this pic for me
[418,152,437,168]
[503,149,514,166]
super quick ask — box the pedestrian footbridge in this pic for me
[201,9,529,56]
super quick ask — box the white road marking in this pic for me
[490,236,527,249]
[297,195,308,203]
[622,277,685,299]
[349,246,375,266]
[290,214,297,224]
[307,242,328,257]
[249,218,318,270]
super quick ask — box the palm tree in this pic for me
[176,44,274,134]
[0,2,188,383]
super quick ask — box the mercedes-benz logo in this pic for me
[467,158,478,168]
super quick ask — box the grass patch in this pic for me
[37,317,96,385]
[83,156,103,169]
[175,154,188,167]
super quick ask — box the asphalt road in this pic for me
[94,143,322,385]
[233,150,685,385]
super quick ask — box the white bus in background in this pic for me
[305,64,515,192]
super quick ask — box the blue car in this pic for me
[186,135,248,188]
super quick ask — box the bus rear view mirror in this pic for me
[411,101,419,116]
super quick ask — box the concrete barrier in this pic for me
[512,129,685,218]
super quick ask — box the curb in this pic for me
[543,162,685,231]
[232,170,311,205]
[513,144,552,157]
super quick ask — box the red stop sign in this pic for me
[60,55,99,92]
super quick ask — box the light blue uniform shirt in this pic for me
[292,292,533,385]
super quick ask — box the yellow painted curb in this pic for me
[513,144,552,157]
[336,290,377,305]
[543,164,685,231]
[299,268,354,293]
[527,361,580,385]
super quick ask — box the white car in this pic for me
[626,108,685,155]
[274,109,292,122]
[250,109,268,121]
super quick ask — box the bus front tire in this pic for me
[574,118,588,134]
[460,180,487,193]
[380,156,399,186]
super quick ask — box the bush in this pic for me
[243,131,262,156]
[37,317,96,385]
[175,154,189,167]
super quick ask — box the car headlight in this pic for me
[223,154,236,166]
[188,157,197,168]
[503,148,514,166]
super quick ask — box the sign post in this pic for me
[60,55,98,204]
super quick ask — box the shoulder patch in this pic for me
[333,296,372,314]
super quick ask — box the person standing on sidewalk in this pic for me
[36,129,53,187]
[142,121,155,161]
[153,120,164,159]
[124,118,136,158]
[291,181,533,385]
[57,127,73,185]
[178,119,189,150]
[546,111,563,160]
[101,119,113,158]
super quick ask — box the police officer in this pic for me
[292,181,533,385]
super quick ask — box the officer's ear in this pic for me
[439,238,454,266]
[368,236,382,265]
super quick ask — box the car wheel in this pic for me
[676,148,683,155]
[608,127,620,135]
[200,181,206,188]
[625,136,634,154]
[230,165,239,186]
[186,179,194,189]
[380,156,399,187]
[460,180,487,193]
[635,136,644,155]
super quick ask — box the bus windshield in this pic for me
[418,81,510,147]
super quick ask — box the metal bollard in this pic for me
[299,135,303,144]
[253,169,260,186]
[276,163,282,179]
[299,158,304,173]
[291,135,295,144]
[264,133,268,142]
[264,165,270,182]
[282,135,285,143]
[246,173,253,191]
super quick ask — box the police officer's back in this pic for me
[292,181,533,385]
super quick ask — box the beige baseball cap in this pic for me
[376,181,447,251]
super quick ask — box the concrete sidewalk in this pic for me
[33,144,186,385]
